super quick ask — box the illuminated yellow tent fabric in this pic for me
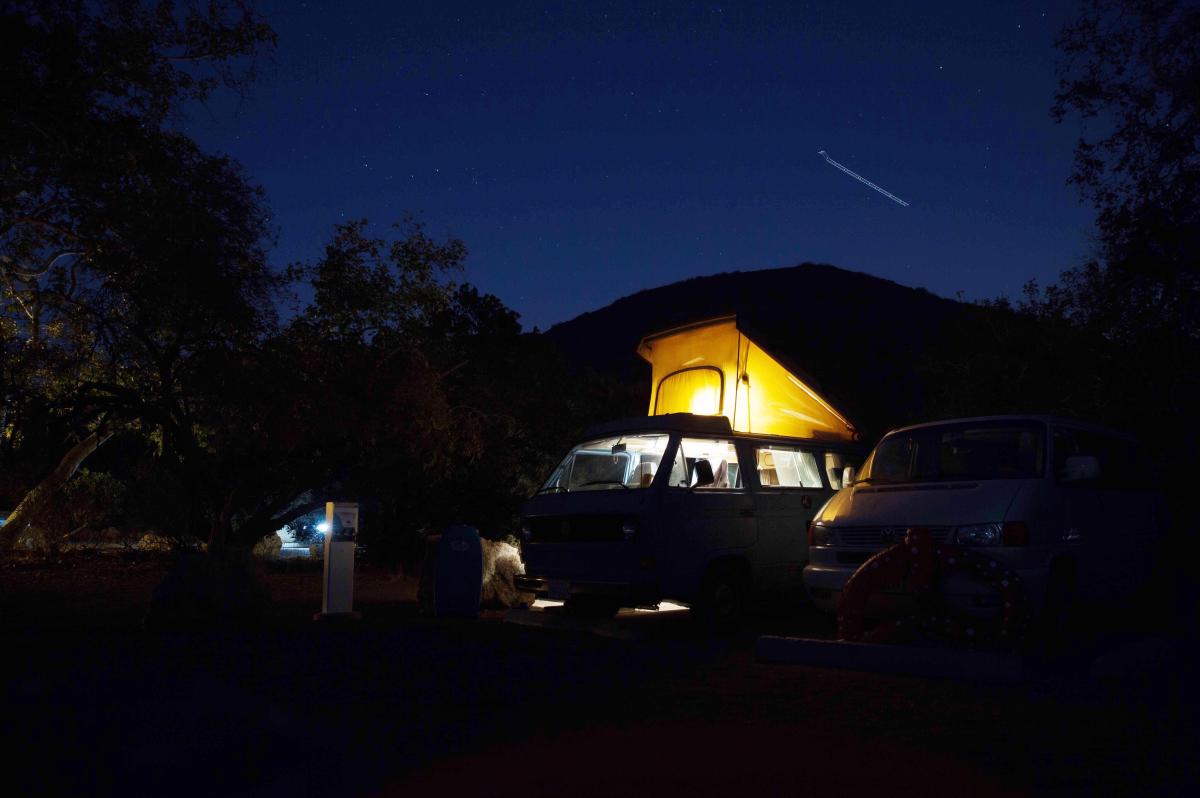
[636,316,856,441]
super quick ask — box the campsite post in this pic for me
[318,501,360,619]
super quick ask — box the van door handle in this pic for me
[739,508,756,518]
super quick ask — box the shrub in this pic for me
[135,533,205,553]
[251,533,283,559]
[481,538,533,609]
[135,533,174,553]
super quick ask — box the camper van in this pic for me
[803,415,1167,625]
[516,317,864,627]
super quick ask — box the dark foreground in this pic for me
[1,553,1196,797]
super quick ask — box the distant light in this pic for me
[316,522,331,533]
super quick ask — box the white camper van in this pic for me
[803,415,1166,627]
[516,317,864,628]
[516,413,864,626]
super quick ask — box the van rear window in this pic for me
[862,421,1045,484]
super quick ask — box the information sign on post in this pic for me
[317,501,360,620]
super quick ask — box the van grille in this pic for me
[526,516,625,543]
[834,526,953,549]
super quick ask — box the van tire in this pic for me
[695,563,747,635]
[1035,558,1079,653]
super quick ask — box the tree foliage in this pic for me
[191,219,628,556]
[0,1,278,549]
[1052,0,1199,320]
[1,1,623,560]
[1029,0,1200,535]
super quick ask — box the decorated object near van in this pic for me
[637,316,856,441]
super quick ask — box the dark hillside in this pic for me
[543,263,977,440]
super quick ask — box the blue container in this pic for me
[434,525,483,618]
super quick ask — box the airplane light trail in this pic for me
[817,150,910,207]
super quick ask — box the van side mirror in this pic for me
[842,466,856,487]
[1061,455,1101,482]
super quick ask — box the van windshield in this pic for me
[537,434,671,493]
[858,421,1045,484]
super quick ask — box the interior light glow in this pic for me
[316,521,331,533]
[632,601,689,613]
[638,317,856,440]
[689,386,720,415]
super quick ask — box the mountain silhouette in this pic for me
[543,263,981,440]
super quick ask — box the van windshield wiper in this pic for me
[535,485,567,495]
[578,480,632,490]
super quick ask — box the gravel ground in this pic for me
[1,552,1195,797]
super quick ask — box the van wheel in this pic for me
[695,565,746,635]
[1035,559,1079,654]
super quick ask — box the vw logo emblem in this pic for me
[879,527,906,544]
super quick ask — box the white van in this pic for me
[803,415,1166,627]
[516,413,864,628]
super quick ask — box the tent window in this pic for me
[655,367,723,416]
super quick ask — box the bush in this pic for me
[251,533,282,559]
[135,533,205,553]
[481,537,534,609]
[135,533,174,553]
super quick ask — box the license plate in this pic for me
[548,579,570,600]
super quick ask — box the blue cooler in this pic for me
[434,525,483,618]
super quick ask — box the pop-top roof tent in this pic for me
[636,315,857,441]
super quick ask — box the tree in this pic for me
[1052,0,1199,320]
[1049,0,1199,406]
[178,216,631,558]
[0,1,278,550]
[1047,0,1200,541]
[161,218,477,550]
[223,222,515,550]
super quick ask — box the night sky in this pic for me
[184,1,1097,330]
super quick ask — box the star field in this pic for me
[184,1,1094,329]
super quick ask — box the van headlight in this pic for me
[954,523,1003,546]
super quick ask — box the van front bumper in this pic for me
[803,561,1048,618]
[515,574,660,608]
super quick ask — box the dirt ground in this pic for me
[1,552,1196,797]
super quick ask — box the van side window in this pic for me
[1055,427,1152,490]
[674,438,743,489]
[756,446,823,488]
[668,446,689,488]
[823,451,859,489]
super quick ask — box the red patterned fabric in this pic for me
[836,527,1031,647]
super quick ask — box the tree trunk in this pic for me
[0,429,113,552]
[206,490,237,554]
